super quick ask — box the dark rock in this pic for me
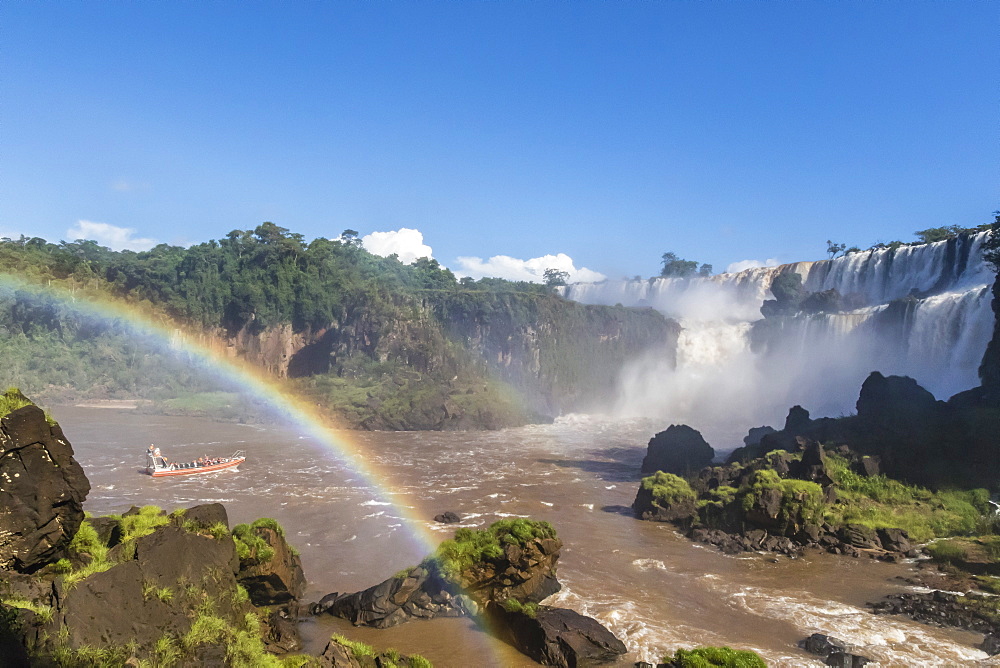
[784,405,812,436]
[61,525,247,653]
[982,632,1000,655]
[788,439,833,485]
[0,403,90,572]
[180,503,230,531]
[853,456,881,477]
[433,511,463,524]
[487,603,627,668]
[742,487,783,531]
[767,451,792,477]
[744,426,776,447]
[870,590,1000,638]
[262,606,302,653]
[876,528,911,554]
[826,651,872,667]
[237,526,305,606]
[632,485,697,524]
[838,524,882,550]
[822,485,838,504]
[324,565,471,628]
[856,372,940,422]
[640,425,715,476]
[801,633,872,667]
[87,516,122,549]
[802,633,849,656]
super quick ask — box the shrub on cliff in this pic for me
[432,518,556,581]
[641,472,697,509]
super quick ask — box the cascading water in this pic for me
[563,232,996,448]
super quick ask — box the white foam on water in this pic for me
[546,584,741,665]
[362,511,385,519]
[580,504,594,510]
[360,500,391,506]
[344,535,357,542]
[540,501,554,507]
[722,584,989,665]
[487,493,500,498]
[605,485,617,489]
[632,558,671,572]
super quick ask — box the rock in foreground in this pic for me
[486,602,627,667]
[0,397,90,573]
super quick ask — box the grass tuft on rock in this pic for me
[332,633,376,658]
[119,506,170,542]
[640,471,696,508]
[0,387,56,425]
[232,523,276,564]
[2,598,54,624]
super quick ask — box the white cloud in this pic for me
[455,253,607,284]
[725,258,781,274]
[361,228,433,264]
[66,220,158,251]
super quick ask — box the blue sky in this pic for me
[2,1,996,281]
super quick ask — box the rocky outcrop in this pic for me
[61,525,243,651]
[632,489,697,524]
[316,562,476,628]
[640,424,714,475]
[486,602,627,668]
[0,401,89,573]
[801,633,872,667]
[433,511,462,524]
[870,590,1000,642]
[636,432,917,560]
[319,532,562,628]
[315,520,625,666]
[1,505,308,663]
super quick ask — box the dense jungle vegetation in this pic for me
[0,224,672,428]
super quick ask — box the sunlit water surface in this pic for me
[58,407,996,667]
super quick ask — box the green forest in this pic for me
[0,224,674,429]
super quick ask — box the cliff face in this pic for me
[222,292,678,427]
[432,293,679,414]
[979,277,1000,397]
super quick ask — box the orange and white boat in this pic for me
[145,450,246,477]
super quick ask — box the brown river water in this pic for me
[57,406,996,667]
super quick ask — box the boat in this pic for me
[145,450,246,477]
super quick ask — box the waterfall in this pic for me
[563,232,995,447]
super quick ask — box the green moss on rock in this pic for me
[640,472,697,509]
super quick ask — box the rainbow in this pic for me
[0,272,531,665]
[0,273,441,554]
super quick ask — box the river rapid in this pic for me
[59,406,994,667]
